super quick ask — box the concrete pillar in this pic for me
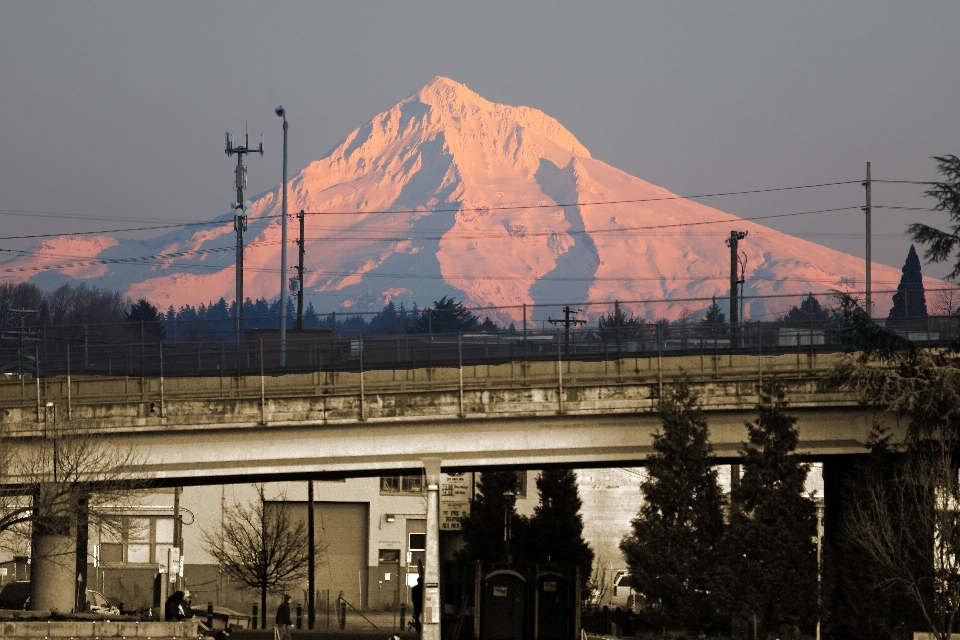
[74,494,90,612]
[31,483,79,613]
[422,457,442,640]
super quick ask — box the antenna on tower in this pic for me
[226,125,264,355]
[725,230,747,346]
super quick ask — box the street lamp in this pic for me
[816,497,825,640]
[503,490,515,564]
[275,105,289,367]
[44,402,58,482]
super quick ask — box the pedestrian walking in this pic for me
[275,594,293,640]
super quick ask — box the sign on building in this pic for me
[440,473,472,530]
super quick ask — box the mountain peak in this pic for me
[404,77,591,160]
[0,79,924,322]
[414,76,478,105]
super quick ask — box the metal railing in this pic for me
[1,313,957,381]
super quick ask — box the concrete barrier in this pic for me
[0,619,199,639]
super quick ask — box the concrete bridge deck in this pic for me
[0,350,889,482]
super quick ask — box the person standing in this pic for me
[275,594,292,640]
[411,577,423,635]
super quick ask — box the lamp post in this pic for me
[503,490,515,564]
[816,498,824,640]
[275,106,289,367]
[44,401,58,482]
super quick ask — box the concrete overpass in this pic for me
[0,349,890,482]
[2,349,892,634]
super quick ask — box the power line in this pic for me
[0,209,205,224]
[299,206,862,242]
[1,203,861,244]
[873,180,940,185]
[0,179,864,240]
[0,175,940,242]
[0,245,913,285]
[0,220,229,241]
[296,181,864,217]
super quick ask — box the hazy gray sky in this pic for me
[2,1,959,279]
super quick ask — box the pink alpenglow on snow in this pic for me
[0,77,938,322]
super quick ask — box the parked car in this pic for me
[0,582,118,615]
[204,605,251,630]
[86,589,120,615]
[0,581,30,610]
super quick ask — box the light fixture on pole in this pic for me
[276,106,289,367]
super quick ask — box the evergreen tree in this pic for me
[123,298,166,340]
[285,296,297,329]
[909,155,960,280]
[457,470,526,565]
[527,469,594,583]
[370,301,414,334]
[340,315,368,334]
[302,302,323,330]
[478,316,501,332]
[887,245,928,323]
[407,296,480,334]
[620,377,724,632]
[597,303,645,339]
[702,296,726,325]
[781,294,830,324]
[712,382,817,638]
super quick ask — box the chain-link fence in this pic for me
[1,290,958,379]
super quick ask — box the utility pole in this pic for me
[5,309,39,375]
[307,479,315,629]
[547,306,586,354]
[225,129,263,354]
[296,210,306,330]
[863,162,872,318]
[276,106,289,367]
[726,231,748,326]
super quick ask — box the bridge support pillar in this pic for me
[422,457,442,640]
[31,483,82,613]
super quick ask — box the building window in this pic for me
[408,533,426,552]
[514,471,527,498]
[98,516,175,566]
[380,474,424,494]
[477,471,526,498]
[379,549,401,563]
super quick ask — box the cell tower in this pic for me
[225,127,263,349]
[726,230,747,346]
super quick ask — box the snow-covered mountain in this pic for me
[0,77,932,322]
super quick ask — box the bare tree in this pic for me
[931,288,960,317]
[824,297,960,638]
[202,485,314,629]
[1,429,148,544]
[847,441,960,640]
[0,427,149,612]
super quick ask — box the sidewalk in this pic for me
[233,609,416,640]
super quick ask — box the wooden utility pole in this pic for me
[863,162,872,317]
[547,306,586,354]
[296,210,306,329]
